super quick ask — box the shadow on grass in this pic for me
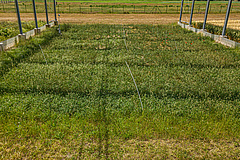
[0,28,60,77]
[0,87,239,102]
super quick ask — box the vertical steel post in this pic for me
[203,0,210,30]
[179,0,184,22]
[32,0,38,28]
[189,0,195,26]
[14,0,22,34]
[222,0,232,36]
[44,0,49,25]
[54,0,57,21]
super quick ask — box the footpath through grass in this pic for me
[0,24,240,159]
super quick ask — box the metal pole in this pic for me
[44,0,49,25]
[32,0,38,28]
[222,0,232,36]
[54,0,57,21]
[189,0,195,26]
[14,0,23,34]
[203,0,210,30]
[179,0,184,22]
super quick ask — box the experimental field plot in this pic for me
[0,24,240,159]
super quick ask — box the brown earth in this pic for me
[1,13,240,25]
[2,137,240,159]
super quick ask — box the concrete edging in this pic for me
[0,22,55,52]
[178,22,240,48]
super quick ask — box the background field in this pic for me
[1,1,240,14]
[0,23,240,159]
[1,0,239,36]
[0,0,240,159]
[2,0,240,3]
[1,13,240,25]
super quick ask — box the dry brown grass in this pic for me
[195,20,240,30]
[1,137,240,159]
[1,13,240,25]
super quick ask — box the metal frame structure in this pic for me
[14,0,58,35]
[14,0,23,35]
[53,0,57,21]
[203,0,211,30]
[189,0,195,26]
[32,0,38,29]
[44,0,49,25]
[222,0,233,36]
[179,0,184,23]
[179,0,233,37]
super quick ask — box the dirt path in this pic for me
[1,13,240,25]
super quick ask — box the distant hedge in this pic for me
[192,22,240,43]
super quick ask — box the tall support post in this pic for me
[32,0,38,29]
[189,0,195,26]
[179,0,184,22]
[203,0,211,30]
[14,0,23,34]
[53,0,57,22]
[222,0,232,36]
[32,0,40,34]
[44,0,49,25]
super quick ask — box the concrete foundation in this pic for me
[18,34,26,42]
[0,22,55,52]
[34,28,41,35]
[0,43,3,52]
[220,36,237,48]
[178,22,240,48]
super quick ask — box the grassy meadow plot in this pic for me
[0,24,240,158]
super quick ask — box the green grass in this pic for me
[0,21,46,42]
[0,24,240,158]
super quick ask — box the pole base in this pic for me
[46,24,51,28]
[18,34,26,42]
[0,43,4,52]
[34,28,41,35]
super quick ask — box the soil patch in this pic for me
[1,13,240,25]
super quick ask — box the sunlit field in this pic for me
[0,24,240,159]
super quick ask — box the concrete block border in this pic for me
[0,22,55,52]
[178,22,240,48]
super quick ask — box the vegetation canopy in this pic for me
[0,23,240,159]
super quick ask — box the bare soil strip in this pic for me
[1,13,240,25]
